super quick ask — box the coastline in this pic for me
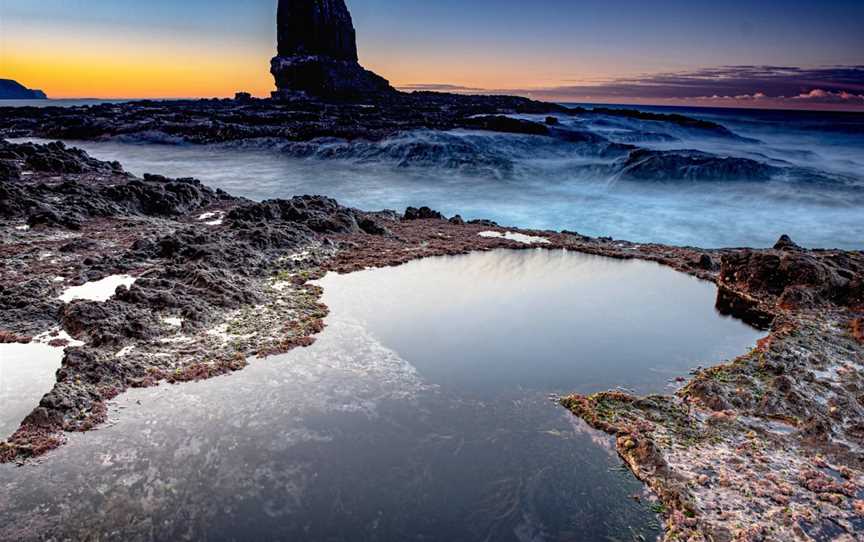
[1,124,863,540]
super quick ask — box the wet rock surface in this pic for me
[0,139,386,462]
[562,235,864,541]
[0,93,571,144]
[2,137,862,541]
[619,148,779,182]
[0,91,742,149]
[0,137,729,464]
[0,90,826,193]
[568,106,758,141]
[1,145,232,230]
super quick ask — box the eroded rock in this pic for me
[271,0,393,98]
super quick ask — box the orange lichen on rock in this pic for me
[851,317,864,343]
[0,330,32,344]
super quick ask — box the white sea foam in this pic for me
[15,108,863,250]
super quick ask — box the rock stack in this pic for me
[270,0,393,100]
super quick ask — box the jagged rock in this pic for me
[0,159,20,181]
[0,140,120,175]
[271,0,393,99]
[271,56,392,99]
[227,196,361,233]
[773,234,802,251]
[403,206,444,221]
[461,115,550,136]
[620,148,778,182]
[357,216,389,235]
[468,219,499,227]
[696,253,716,270]
[720,246,864,309]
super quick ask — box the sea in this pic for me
[0,99,836,539]
[5,99,863,249]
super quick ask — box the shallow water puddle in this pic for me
[0,342,65,438]
[58,274,137,303]
[198,211,224,226]
[478,230,551,244]
[321,249,763,396]
[0,250,763,541]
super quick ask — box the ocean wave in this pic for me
[274,130,627,178]
[108,130,190,145]
[616,148,778,182]
[239,127,858,192]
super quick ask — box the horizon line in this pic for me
[11,93,864,114]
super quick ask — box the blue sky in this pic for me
[2,0,863,107]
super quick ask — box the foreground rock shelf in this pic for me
[1,138,862,541]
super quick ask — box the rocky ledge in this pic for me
[0,90,742,146]
[563,240,864,540]
[1,140,862,541]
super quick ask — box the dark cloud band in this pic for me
[400,66,864,108]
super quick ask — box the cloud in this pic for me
[396,83,485,93]
[728,92,769,101]
[790,89,864,104]
[480,65,864,109]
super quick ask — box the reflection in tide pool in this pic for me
[0,250,764,541]
[0,343,64,438]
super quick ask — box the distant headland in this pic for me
[0,79,47,100]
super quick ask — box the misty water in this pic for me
[0,250,764,541]
[18,105,864,249]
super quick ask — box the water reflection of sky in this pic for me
[0,250,763,541]
[318,249,764,396]
[0,342,63,438]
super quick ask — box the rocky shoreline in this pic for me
[2,137,862,541]
[0,91,746,145]
[562,241,864,540]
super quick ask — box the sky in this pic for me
[1,0,863,109]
